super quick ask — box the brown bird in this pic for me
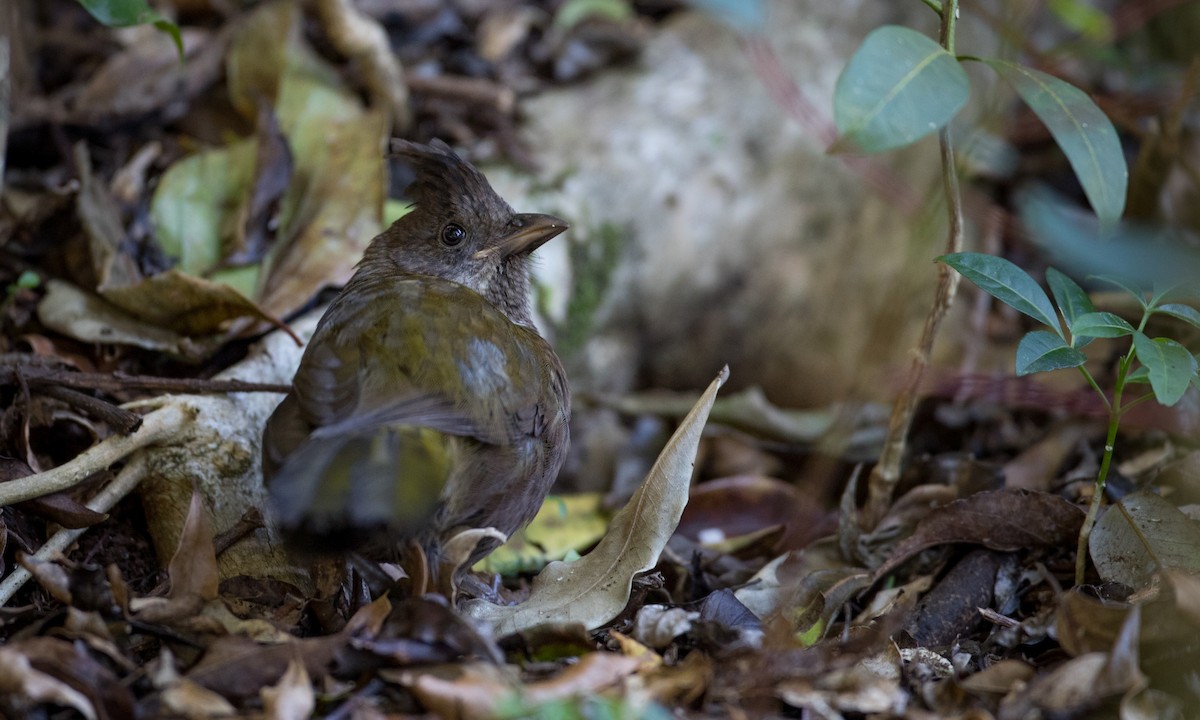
[262,140,570,580]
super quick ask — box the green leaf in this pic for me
[16,270,41,290]
[831,26,969,154]
[152,139,258,277]
[1133,332,1197,406]
[1093,274,1148,306]
[1125,366,1150,384]
[76,0,183,57]
[1046,267,1094,325]
[1047,0,1114,42]
[939,252,1061,333]
[1016,331,1087,375]
[553,0,635,29]
[980,59,1127,225]
[1156,303,1200,330]
[1071,311,1134,340]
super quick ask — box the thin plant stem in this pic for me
[1076,366,1112,413]
[1075,357,1129,586]
[1117,392,1157,415]
[1074,306,1156,585]
[863,0,962,528]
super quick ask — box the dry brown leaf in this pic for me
[161,678,237,719]
[36,280,197,356]
[463,368,727,635]
[678,474,833,552]
[873,488,1084,580]
[168,490,219,601]
[1090,491,1200,588]
[0,647,97,720]
[100,269,280,338]
[225,1,387,320]
[405,653,642,720]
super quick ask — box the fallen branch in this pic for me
[0,455,149,606]
[0,403,193,507]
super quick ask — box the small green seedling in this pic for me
[939,252,1200,585]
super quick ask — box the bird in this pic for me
[261,139,570,585]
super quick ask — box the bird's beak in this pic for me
[476,213,569,260]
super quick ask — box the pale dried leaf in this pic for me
[161,678,237,719]
[1091,491,1200,588]
[0,647,97,720]
[168,491,219,601]
[260,659,314,720]
[463,368,727,635]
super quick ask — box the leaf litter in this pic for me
[1,1,1199,718]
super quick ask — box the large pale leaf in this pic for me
[152,139,258,277]
[1091,491,1200,588]
[1156,303,1200,330]
[831,25,969,154]
[226,1,385,318]
[939,252,1061,332]
[463,368,729,635]
[1133,332,1197,407]
[982,59,1127,225]
[149,0,386,323]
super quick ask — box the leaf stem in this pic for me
[1076,366,1112,413]
[919,0,944,15]
[940,0,957,56]
[1075,350,1133,585]
[1117,391,1156,416]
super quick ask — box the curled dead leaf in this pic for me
[463,367,728,635]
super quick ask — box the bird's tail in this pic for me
[266,425,453,554]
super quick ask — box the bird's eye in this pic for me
[441,223,466,247]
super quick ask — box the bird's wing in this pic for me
[288,273,556,445]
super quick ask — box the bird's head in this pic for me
[366,140,568,326]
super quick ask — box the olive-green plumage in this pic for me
[262,140,570,572]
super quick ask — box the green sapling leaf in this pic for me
[940,253,1062,334]
[1125,366,1150,384]
[1046,267,1094,325]
[1016,330,1087,375]
[1070,312,1134,342]
[1133,332,1197,406]
[1156,303,1200,330]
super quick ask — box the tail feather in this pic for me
[266,425,452,553]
